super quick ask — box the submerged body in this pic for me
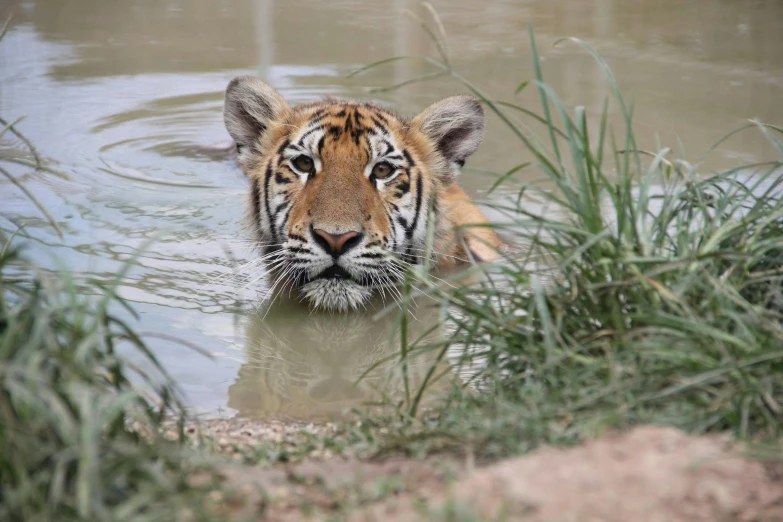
[223,77,501,310]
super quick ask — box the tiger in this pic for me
[223,76,502,311]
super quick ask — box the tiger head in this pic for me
[224,77,492,311]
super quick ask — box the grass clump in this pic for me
[446,156,783,440]
[0,244,226,521]
[359,17,783,457]
[0,73,223,519]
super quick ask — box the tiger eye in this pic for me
[293,155,314,173]
[371,162,394,179]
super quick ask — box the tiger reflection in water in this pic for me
[227,297,456,420]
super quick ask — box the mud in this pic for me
[199,425,783,521]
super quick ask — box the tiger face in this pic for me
[224,77,498,311]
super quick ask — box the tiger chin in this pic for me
[223,77,502,311]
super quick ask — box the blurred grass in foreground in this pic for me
[0,243,224,521]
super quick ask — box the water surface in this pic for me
[1,0,781,418]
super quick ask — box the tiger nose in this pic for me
[312,227,363,258]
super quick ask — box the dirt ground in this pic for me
[198,425,783,521]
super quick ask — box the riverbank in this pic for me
[173,422,783,521]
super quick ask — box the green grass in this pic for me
[0,200,231,519]
[0,244,221,521]
[353,16,783,458]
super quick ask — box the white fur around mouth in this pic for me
[300,278,372,311]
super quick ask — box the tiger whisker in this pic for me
[230,259,281,293]
[210,254,282,289]
[241,260,285,290]
[389,257,458,290]
[204,245,288,288]
[403,246,471,263]
[378,264,441,307]
[260,263,298,316]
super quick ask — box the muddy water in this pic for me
[1,0,781,419]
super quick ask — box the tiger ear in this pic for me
[412,95,485,176]
[224,76,290,150]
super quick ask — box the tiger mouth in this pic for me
[299,278,374,311]
[316,265,352,281]
[302,264,394,288]
[272,249,406,309]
